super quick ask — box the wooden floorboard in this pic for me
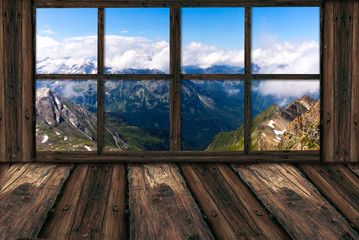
[233,163,359,240]
[181,163,290,240]
[0,163,73,239]
[128,163,215,240]
[0,163,10,183]
[40,164,127,240]
[299,164,359,229]
[348,164,359,177]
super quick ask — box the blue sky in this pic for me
[37,7,319,48]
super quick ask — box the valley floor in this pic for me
[0,162,359,239]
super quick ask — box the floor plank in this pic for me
[128,163,215,240]
[0,163,10,183]
[233,163,359,240]
[300,164,359,229]
[348,164,359,177]
[181,163,290,240]
[40,164,127,240]
[0,163,73,239]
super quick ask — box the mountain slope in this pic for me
[36,88,169,151]
[206,104,283,151]
[207,95,320,151]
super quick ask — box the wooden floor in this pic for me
[1,162,359,240]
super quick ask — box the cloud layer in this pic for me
[36,34,320,100]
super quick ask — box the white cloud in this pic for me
[182,42,244,69]
[42,29,55,34]
[36,34,319,76]
[252,80,320,106]
[120,30,128,33]
[252,40,319,74]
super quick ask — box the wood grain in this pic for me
[0,163,73,239]
[351,0,359,163]
[233,163,359,240]
[333,0,353,162]
[40,164,127,240]
[34,0,322,8]
[35,150,320,163]
[21,0,35,162]
[181,163,289,240]
[128,163,215,240]
[244,7,251,153]
[300,164,359,229]
[97,8,104,154]
[322,0,335,162]
[0,0,4,162]
[348,164,359,177]
[3,0,22,162]
[170,7,181,151]
[0,164,10,183]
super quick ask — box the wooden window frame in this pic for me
[34,0,322,163]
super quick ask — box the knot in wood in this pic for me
[62,205,71,211]
[112,205,119,212]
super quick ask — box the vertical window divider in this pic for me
[97,8,105,154]
[170,7,181,151]
[244,7,252,154]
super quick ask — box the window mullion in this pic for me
[97,8,105,154]
[170,7,181,151]
[244,7,252,154]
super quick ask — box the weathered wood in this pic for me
[35,150,320,162]
[233,163,359,240]
[322,0,335,162]
[181,163,289,240]
[34,0,322,8]
[170,7,181,151]
[0,0,4,163]
[300,164,359,229]
[0,164,10,183]
[97,8,104,154]
[40,164,127,240]
[348,164,359,177]
[0,163,73,239]
[3,0,22,162]
[244,7,251,153]
[21,0,35,162]
[128,163,215,239]
[351,0,359,163]
[333,0,354,162]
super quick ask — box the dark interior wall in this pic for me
[0,0,358,162]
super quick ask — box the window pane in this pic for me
[36,80,97,151]
[104,80,169,151]
[251,80,320,151]
[252,7,320,74]
[36,9,98,74]
[182,8,245,74]
[105,8,170,74]
[181,80,244,150]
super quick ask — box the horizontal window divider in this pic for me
[104,74,172,80]
[35,0,321,8]
[35,150,320,163]
[36,74,98,80]
[181,74,246,80]
[249,74,320,80]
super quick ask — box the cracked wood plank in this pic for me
[300,164,359,229]
[40,164,127,240]
[233,163,359,240]
[0,163,73,239]
[181,163,290,240]
[128,163,215,240]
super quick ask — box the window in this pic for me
[35,2,321,161]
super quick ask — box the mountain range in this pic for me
[36,62,320,151]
